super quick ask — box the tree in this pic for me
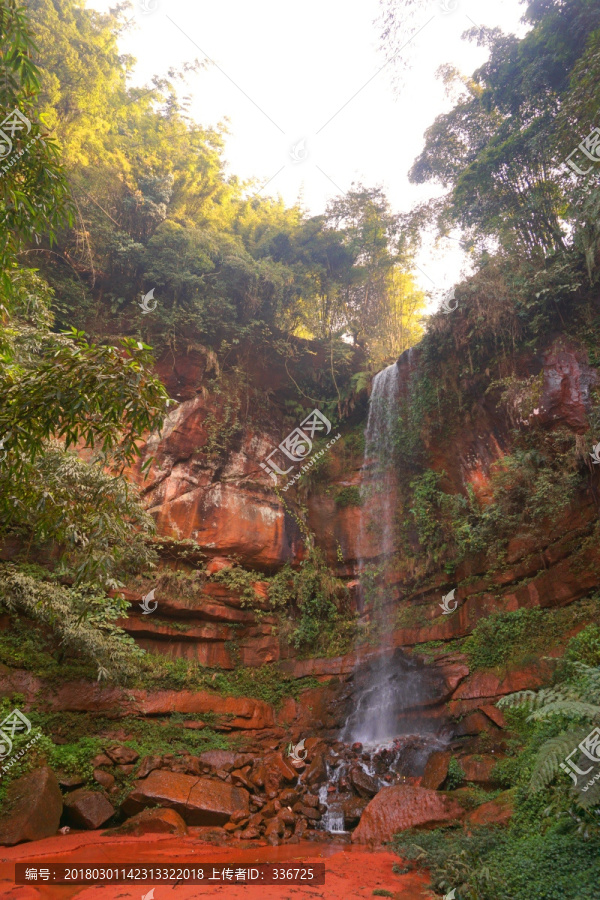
[0,0,169,679]
[399,0,600,255]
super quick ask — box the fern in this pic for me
[501,665,600,807]
[527,701,600,723]
[530,728,591,792]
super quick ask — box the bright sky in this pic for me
[86,0,528,308]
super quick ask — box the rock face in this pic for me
[122,770,250,825]
[420,751,450,790]
[0,767,62,846]
[352,786,465,845]
[111,807,188,836]
[63,789,115,829]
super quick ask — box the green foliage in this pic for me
[210,565,263,611]
[406,0,600,256]
[566,625,600,667]
[463,609,547,670]
[393,825,600,900]
[334,486,362,508]
[405,432,583,573]
[0,566,144,681]
[463,598,600,672]
[286,546,350,651]
[0,0,73,285]
[500,662,600,809]
[0,327,168,475]
[0,443,157,588]
[446,756,465,790]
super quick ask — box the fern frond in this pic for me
[527,701,600,723]
[530,728,591,792]
[498,689,537,709]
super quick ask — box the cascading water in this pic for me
[343,360,402,741]
[317,354,451,834]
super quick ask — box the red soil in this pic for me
[0,831,433,899]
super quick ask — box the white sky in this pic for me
[86,0,528,309]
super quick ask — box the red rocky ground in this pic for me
[0,832,432,899]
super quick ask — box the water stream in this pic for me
[318,356,450,833]
[344,360,402,740]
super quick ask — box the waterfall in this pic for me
[356,361,401,609]
[339,361,402,744]
[319,355,451,833]
[312,354,453,835]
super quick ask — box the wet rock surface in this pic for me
[0,767,63,846]
[122,770,250,826]
[352,785,465,844]
[63,789,115,830]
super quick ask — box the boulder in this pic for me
[91,753,113,768]
[136,755,162,779]
[303,749,327,786]
[231,767,254,792]
[467,790,514,826]
[57,773,85,790]
[110,807,188,836]
[279,788,300,805]
[63,789,115,830]
[458,754,500,785]
[0,767,62,845]
[264,817,285,838]
[122,769,250,826]
[265,752,297,785]
[238,824,261,839]
[341,796,368,826]
[421,751,451,790]
[352,786,464,845]
[293,803,320,821]
[93,768,115,790]
[349,766,379,798]
[105,745,139,765]
[480,704,508,729]
[199,750,237,772]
